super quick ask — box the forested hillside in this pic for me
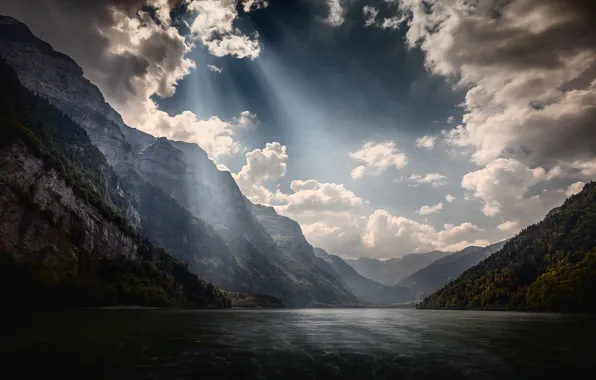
[419,182,596,312]
[0,58,230,308]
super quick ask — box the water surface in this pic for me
[3,309,595,379]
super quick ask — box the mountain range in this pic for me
[314,248,413,305]
[397,241,506,299]
[1,14,594,312]
[345,250,451,286]
[0,15,356,308]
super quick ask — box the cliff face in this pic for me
[0,141,137,270]
[0,15,358,307]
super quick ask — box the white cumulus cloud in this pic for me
[233,142,288,204]
[415,135,437,150]
[406,173,447,188]
[418,202,443,216]
[350,141,407,179]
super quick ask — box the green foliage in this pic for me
[419,182,596,312]
[0,58,230,309]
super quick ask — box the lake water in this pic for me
[2,309,595,379]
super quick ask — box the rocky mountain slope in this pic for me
[419,183,596,312]
[314,248,413,305]
[398,241,506,300]
[0,59,229,308]
[0,15,358,307]
[252,206,358,306]
[345,250,451,285]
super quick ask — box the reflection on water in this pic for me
[2,309,595,379]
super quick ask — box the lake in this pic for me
[2,309,595,379]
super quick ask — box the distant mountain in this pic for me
[399,242,506,299]
[420,182,596,312]
[0,15,357,307]
[314,248,413,305]
[0,58,229,308]
[345,250,451,285]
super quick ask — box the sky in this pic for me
[2,0,595,259]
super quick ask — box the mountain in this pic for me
[0,58,229,308]
[419,182,596,312]
[251,206,358,306]
[0,15,358,307]
[398,241,506,299]
[314,248,413,305]
[345,250,451,285]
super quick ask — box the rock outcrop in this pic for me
[0,141,137,270]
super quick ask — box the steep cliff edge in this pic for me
[0,59,230,308]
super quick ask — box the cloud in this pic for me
[362,210,438,254]
[351,166,366,180]
[326,0,345,27]
[143,109,255,159]
[242,0,268,13]
[233,142,288,204]
[276,180,366,215]
[350,141,407,178]
[415,135,437,150]
[440,222,484,243]
[566,181,586,197]
[462,158,546,217]
[388,0,596,171]
[381,14,407,30]
[359,211,487,257]
[447,116,456,125]
[207,64,223,73]
[441,239,491,252]
[418,202,443,215]
[462,158,569,229]
[445,194,456,203]
[362,5,379,27]
[497,220,521,234]
[406,173,447,188]
[188,0,261,60]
